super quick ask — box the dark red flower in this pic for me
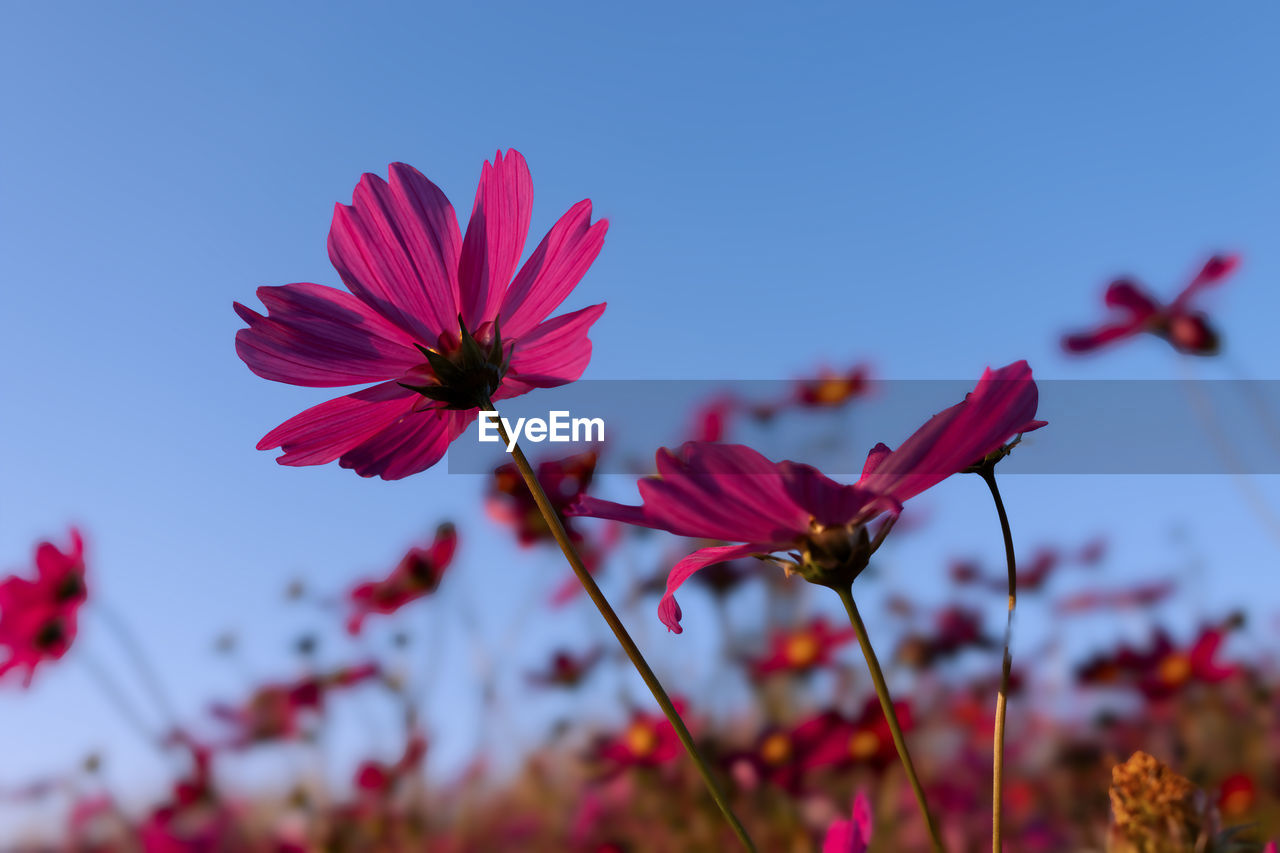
[487,451,597,546]
[211,664,380,747]
[346,524,457,634]
[527,647,605,689]
[1076,624,1236,699]
[594,705,685,775]
[749,617,856,678]
[896,605,992,669]
[1063,255,1238,356]
[798,698,912,772]
[1055,579,1177,614]
[0,528,88,686]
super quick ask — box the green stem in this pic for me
[835,584,945,853]
[481,400,757,852]
[978,467,1016,853]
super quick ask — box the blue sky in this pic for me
[2,0,1279,836]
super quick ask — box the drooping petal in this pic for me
[659,543,774,633]
[502,303,606,393]
[235,284,421,387]
[857,361,1044,504]
[565,496,656,529]
[327,164,463,342]
[499,199,609,338]
[257,382,417,467]
[458,150,533,329]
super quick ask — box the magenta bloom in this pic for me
[1062,255,1238,356]
[345,523,457,634]
[0,528,88,686]
[823,790,872,853]
[569,361,1043,632]
[235,150,609,479]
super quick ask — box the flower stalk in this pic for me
[480,399,758,852]
[977,465,1016,853]
[836,584,945,853]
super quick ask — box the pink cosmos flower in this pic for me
[568,361,1043,632]
[235,150,608,479]
[823,790,872,853]
[1062,255,1238,356]
[345,523,457,634]
[0,528,88,686]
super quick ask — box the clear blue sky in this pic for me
[3,0,1279,835]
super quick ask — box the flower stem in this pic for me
[835,584,945,853]
[481,400,757,852]
[978,466,1016,853]
[94,599,178,726]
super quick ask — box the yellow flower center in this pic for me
[784,632,821,668]
[759,732,791,765]
[849,730,880,759]
[1157,653,1192,686]
[625,722,657,757]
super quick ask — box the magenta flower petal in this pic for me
[234,284,421,387]
[501,302,607,392]
[499,199,610,339]
[1062,319,1149,353]
[257,381,418,467]
[340,408,477,481]
[327,164,463,342]
[458,150,533,329]
[1171,253,1240,311]
[856,360,1044,505]
[823,790,872,853]
[1103,279,1160,317]
[659,543,773,633]
[775,462,890,527]
[239,152,608,480]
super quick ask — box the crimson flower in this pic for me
[896,605,992,669]
[1062,255,1238,356]
[235,150,608,479]
[526,647,605,689]
[749,617,856,678]
[354,730,428,797]
[1054,579,1177,614]
[594,705,685,776]
[486,451,597,546]
[211,664,380,747]
[346,523,457,634]
[569,361,1043,632]
[0,528,88,686]
[798,698,912,772]
[823,790,872,853]
[1076,624,1236,700]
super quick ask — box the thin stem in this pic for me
[94,600,178,725]
[481,400,757,852]
[78,650,160,751]
[835,585,945,853]
[978,467,1016,853]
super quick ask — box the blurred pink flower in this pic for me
[236,149,608,479]
[1062,254,1238,356]
[346,523,457,634]
[0,528,88,686]
[823,790,872,853]
[569,361,1043,632]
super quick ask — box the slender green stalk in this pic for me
[836,584,945,853]
[978,467,1017,853]
[95,600,178,725]
[481,400,758,852]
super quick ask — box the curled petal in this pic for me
[659,543,774,633]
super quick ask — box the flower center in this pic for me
[1157,653,1192,686]
[399,317,510,410]
[848,730,880,759]
[784,632,821,668]
[34,618,65,650]
[759,732,792,765]
[625,722,658,758]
